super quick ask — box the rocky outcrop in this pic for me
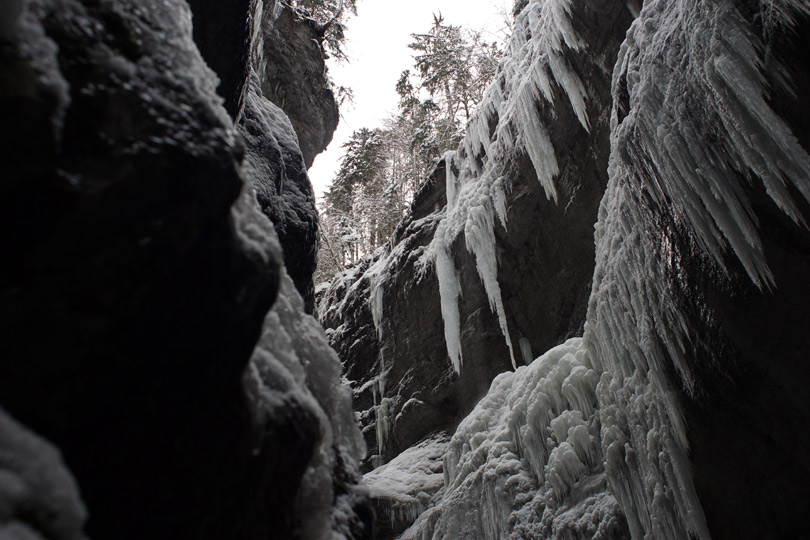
[0,0,368,538]
[256,3,339,168]
[237,1,338,312]
[240,72,320,312]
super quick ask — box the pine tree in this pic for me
[316,15,504,283]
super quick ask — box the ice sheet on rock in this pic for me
[241,190,366,540]
[404,339,626,540]
[364,433,449,527]
[585,1,810,539]
[0,408,86,540]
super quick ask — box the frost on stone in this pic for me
[584,1,810,539]
[403,339,625,540]
[611,0,810,289]
[0,408,87,540]
[364,433,449,529]
[241,190,367,540]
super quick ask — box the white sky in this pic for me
[308,0,511,199]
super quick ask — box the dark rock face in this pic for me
[240,74,319,312]
[0,0,367,538]
[676,15,810,538]
[682,189,810,540]
[590,2,810,538]
[0,1,279,537]
[317,0,635,477]
[186,0,253,118]
[256,4,339,168]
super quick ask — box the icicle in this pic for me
[434,232,464,372]
[584,2,810,539]
[404,339,624,540]
[464,202,516,369]
[518,337,533,365]
[445,150,458,209]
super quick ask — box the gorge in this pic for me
[2,0,810,539]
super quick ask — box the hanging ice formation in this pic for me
[380,0,810,538]
[588,0,810,538]
[420,0,593,372]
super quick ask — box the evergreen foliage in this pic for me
[316,14,503,283]
[285,0,358,59]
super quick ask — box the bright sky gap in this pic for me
[308,0,511,199]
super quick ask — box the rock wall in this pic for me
[590,1,810,538]
[0,0,369,538]
[256,1,339,169]
[319,0,810,539]
[317,0,633,472]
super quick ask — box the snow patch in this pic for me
[364,433,449,529]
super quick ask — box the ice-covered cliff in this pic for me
[0,0,370,538]
[319,0,810,538]
[317,0,634,477]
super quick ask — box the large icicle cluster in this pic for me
[421,0,593,372]
[587,1,810,539]
[374,0,810,537]
[401,339,626,540]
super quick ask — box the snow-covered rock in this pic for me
[402,339,627,540]
[317,0,634,479]
[364,433,449,539]
[0,0,369,538]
